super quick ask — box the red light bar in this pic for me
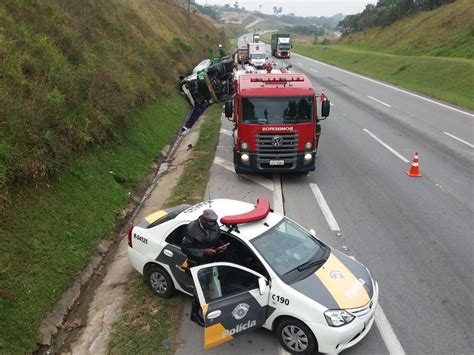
[250,77,304,83]
[220,197,270,225]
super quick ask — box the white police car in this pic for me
[127,197,378,354]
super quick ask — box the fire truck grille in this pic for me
[256,133,298,169]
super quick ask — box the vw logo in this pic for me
[272,136,283,147]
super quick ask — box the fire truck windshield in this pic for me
[242,96,313,124]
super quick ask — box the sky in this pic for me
[195,0,378,17]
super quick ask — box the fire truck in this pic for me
[225,71,330,173]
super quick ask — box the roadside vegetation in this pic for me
[0,0,222,207]
[338,0,473,59]
[338,0,457,36]
[0,97,188,353]
[107,105,222,354]
[288,0,473,110]
[0,0,223,353]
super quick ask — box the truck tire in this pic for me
[234,165,244,174]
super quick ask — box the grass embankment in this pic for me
[0,0,221,206]
[1,0,222,352]
[107,105,222,354]
[339,0,474,59]
[0,96,188,353]
[293,45,473,110]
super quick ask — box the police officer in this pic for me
[181,209,229,326]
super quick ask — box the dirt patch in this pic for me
[41,118,205,354]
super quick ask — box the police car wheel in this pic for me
[276,319,317,354]
[146,265,175,298]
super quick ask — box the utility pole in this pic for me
[188,0,191,13]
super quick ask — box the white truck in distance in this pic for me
[247,42,266,69]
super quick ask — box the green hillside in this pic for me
[0,0,221,206]
[0,1,221,353]
[293,0,473,109]
[339,0,474,58]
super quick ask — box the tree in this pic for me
[234,1,239,10]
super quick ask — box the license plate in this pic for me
[269,160,285,166]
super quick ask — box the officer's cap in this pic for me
[202,209,218,222]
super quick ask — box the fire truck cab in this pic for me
[225,72,330,174]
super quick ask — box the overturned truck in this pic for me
[180,56,236,107]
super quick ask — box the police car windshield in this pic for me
[242,96,313,124]
[251,218,328,278]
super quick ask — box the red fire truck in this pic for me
[225,72,330,173]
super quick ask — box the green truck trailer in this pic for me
[271,33,291,58]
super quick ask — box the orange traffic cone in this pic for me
[407,152,422,177]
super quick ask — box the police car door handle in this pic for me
[163,249,173,257]
[207,310,222,319]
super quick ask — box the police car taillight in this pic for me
[127,225,134,248]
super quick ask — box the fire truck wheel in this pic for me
[145,265,176,298]
[234,165,244,174]
[276,318,318,354]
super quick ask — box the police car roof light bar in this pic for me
[220,196,270,225]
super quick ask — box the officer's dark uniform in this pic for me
[181,210,224,325]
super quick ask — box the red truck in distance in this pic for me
[225,72,330,173]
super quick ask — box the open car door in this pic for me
[190,262,271,350]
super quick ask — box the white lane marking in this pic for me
[310,68,318,73]
[375,307,406,355]
[220,128,232,137]
[309,183,406,355]
[273,173,284,214]
[293,53,474,118]
[213,157,274,191]
[368,95,392,108]
[309,183,341,231]
[443,131,474,148]
[363,129,410,163]
[330,102,334,106]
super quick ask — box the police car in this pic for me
[127,197,378,354]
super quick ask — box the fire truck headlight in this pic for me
[304,153,312,161]
[241,141,248,150]
[241,153,250,162]
[305,141,312,150]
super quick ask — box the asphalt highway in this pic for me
[277,46,474,354]
[175,40,473,354]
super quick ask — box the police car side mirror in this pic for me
[309,229,316,237]
[225,100,233,121]
[258,277,267,295]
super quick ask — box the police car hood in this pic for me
[290,249,374,310]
